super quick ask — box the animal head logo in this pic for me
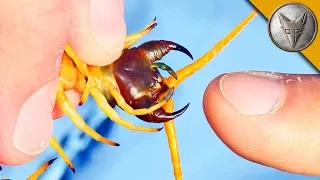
[278,12,307,48]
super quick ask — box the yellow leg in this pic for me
[161,10,259,180]
[163,99,182,180]
[163,10,259,88]
[89,86,162,132]
[49,136,75,173]
[79,77,93,105]
[108,82,167,115]
[124,17,157,49]
[65,44,89,77]
[26,157,57,180]
[56,84,120,146]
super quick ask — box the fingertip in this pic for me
[0,82,56,165]
[203,74,225,129]
[203,72,320,175]
[68,0,126,66]
[89,0,126,65]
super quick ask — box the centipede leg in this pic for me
[89,86,163,132]
[160,10,258,180]
[56,84,120,146]
[107,82,168,115]
[26,157,57,180]
[163,10,258,88]
[163,99,182,180]
[49,136,75,173]
[124,17,157,49]
[79,77,93,105]
[64,45,89,78]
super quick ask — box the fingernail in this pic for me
[220,72,285,115]
[90,0,126,51]
[13,82,56,155]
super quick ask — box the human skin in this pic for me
[0,0,126,165]
[203,72,320,176]
[2,0,320,176]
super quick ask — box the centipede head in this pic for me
[112,40,192,123]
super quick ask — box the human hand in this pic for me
[203,71,320,176]
[0,0,126,166]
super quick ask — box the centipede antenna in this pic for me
[164,9,259,88]
[162,10,259,180]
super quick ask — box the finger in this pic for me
[203,72,320,176]
[0,0,73,165]
[67,0,126,66]
[52,90,80,119]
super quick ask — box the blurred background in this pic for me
[1,0,319,179]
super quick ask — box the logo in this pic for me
[268,2,317,52]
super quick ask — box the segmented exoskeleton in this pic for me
[1,9,258,180]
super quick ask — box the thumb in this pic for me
[0,0,72,165]
[67,0,126,66]
[203,72,320,176]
